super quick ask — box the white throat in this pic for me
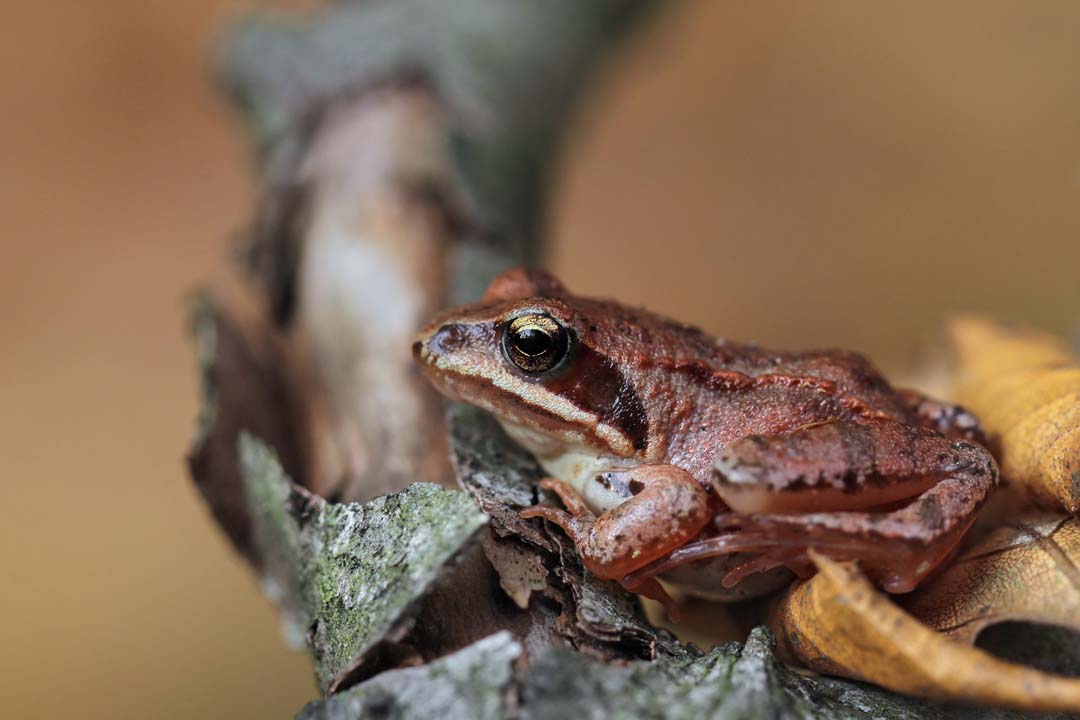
[497,418,637,513]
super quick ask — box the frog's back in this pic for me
[714,343,912,421]
[573,296,911,423]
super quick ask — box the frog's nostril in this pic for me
[429,323,469,356]
[411,340,424,358]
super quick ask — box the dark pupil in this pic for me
[514,327,552,356]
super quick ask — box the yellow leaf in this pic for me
[902,513,1080,643]
[948,316,1080,512]
[768,551,1080,712]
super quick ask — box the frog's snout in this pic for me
[414,321,473,366]
[412,327,440,365]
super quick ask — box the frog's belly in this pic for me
[538,450,641,512]
[498,419,637,512]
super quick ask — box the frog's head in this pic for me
[413,267,648,458]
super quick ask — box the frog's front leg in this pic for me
[520,466,712,617]
[626,419,998,594]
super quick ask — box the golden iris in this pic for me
[502,313,570,373]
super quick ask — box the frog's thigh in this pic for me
[710,419,998,592]
[714,419,961,515]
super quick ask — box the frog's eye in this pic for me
[502,313,570,374]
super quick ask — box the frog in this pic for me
[412,267,998,616]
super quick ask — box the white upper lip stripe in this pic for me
[429,353,633,456]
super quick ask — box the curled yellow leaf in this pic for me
[948,316,1080,512]
[902,513,1080,643]
[768,551,1080,713]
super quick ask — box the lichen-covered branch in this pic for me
[239,434,488,691]
[297,632,521,720]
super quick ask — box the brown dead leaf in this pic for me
[948,316,1080,512]
[768,551,1080,712]
[902,513,1080,644]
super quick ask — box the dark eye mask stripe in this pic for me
[540,342,648,453]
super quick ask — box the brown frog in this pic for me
[413,268,998,615]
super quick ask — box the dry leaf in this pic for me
[948,316,1080,512]
[768,551,1080,713]
[902,513,1080,643]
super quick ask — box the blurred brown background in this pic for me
[2,2,1078,717]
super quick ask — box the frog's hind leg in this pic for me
[625,419,998,594]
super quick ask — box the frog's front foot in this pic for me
[520,470,711,619]
[519,478,596,556]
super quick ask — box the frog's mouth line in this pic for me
[415,351,623,454]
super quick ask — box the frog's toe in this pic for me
[722,548,814,589]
